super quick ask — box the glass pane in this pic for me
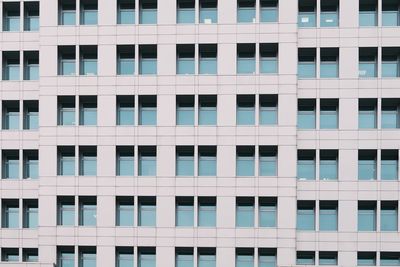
[61,60,76,75]
[199,107,216,125]
[382,160,398,180]
[5,16,20,31]
[236,255,254,267]
[81,156,97,176]
[139,157,156,176]
[358,209,376,231]
[82,60,97,75]
[82,10,98,25]
[359,11,377,26]
[117,204,134,226]
[6,65,20,80]
[176,205,194,226]
[320,209,337,230]
[60,205,75,225]
[358,257,376,266]
[359,62,377,77]
[298,12,316,27]
[81,205,96,226]
[237,58,255,74]
[117,254,134,267]
[382,111,398,128]
[198,205,216,227]
[118,108,134,125]
[140,59,157,74]
[383,11,399,26]
[139,254,156,267]
[200,8,217,23]
[259,157,277,176]
[177,58,195,74]
[118,59,135,75]
[236,157,255,176]
[118,156,134,176]
[5,160,19,179]
[6,208,19,228]
[236,205,254,227]
[198,156,216,176]
[381,209,398,231]
[25,16,38,31]
[320,11,338,27]
[297,160,315,180]
[320,62,338,78]
[118,9,135,24]
[382,62,399,77]
[61,11,76,25]
[81,108,97,125]
[177,108,194,125]
[320,160,337,180]
[320,112,338,129]
[260,58,277,74]
[199,58,217,74]
[298,62,316,78]
[358,160,376,180]
[259,206,276,227]
[139,205,156,226]
[297,209,315,230]
[25,159,38,179]
[198,255,216,267]
[259,255,276,267]
[176,157,194,176]
[260,7,278,22]
[381,258,400,266]
[319,257,337,265]
[26,208,38,228]
[237,108,255,125]
[297,256,315,265]
[140,108,157,125]
[238,7,256,23]
[260,108,277,125]
[26,112,39,129]
[359,112,376,128]
[5,112,20,129]
[177,9,195,23]
[60,157,75,175]
[140,9,157,24]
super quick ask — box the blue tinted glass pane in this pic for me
[382,160,398,180]
[199,255,216,267]
[298,12,316,27]
[259,206,276,227]
[381,257,400,266]
[381,209,398,231]
[320,12,338,27]
[61,157,75,175]
[176,157,194,176]
[319,257,337,265]
[26,160,38,179]
[200,8,217,23]
[358,209,376,231]
[261,8,278,22]
[139,157,156,176]
[61,11,76,25]
[118,10,135,24]
[320,62,338,78]
[199,108,216,125]
[118,59,135,75]
[5,160,19,179]
[61,206,74,225]
[140,109,157,125]
[140,9,157,24]
[118,254,134,267]
[359,62,377,77]
[6,65,20,80]
[238,8,255,23]
[140,59,157,74]
[5,112,20,129]
[177,9,195,23]
[298,62,316,78]
[27,209,38,228]
[236,157,255,176]
[260,58,277,73]
[82,256,96,267]
[358,160,376,180]
[320,112,337,129]
[82,10,97,25]
[236,206,254,227]
[359,11,377,26]
[139,254,156,267]
[383,11,399,26]
[5,17,20,31]
[237,108,255,125]
[82,60,97,75]
[26,112,38,129]
[6,208,19,228]
[82,109,97,125]
[61,61,76,75]
[320,160,337,180]
[382,62,399,77]
[358,258,376,266]
[176,205,194,226]
[359,112,376,128]
[118,108,134,125]
[199,58,217,74]
[82,157,97,176]
[177,59,195,74]
[259,157,277,176]
[26,65,39,80]
[297,209,315,230]
[236,255,254,267]
[382,111,397,128]
[61,109,75,125]
[320,209,337,230]
[198,205,216,227]
[117,205,134,226]
[237,58,255,74]
[298,112,315,129]
[177,109,194,125]
[25,17,39,31]
[82,205,96,225]
[297,257,315,265]
[198,157,216,176]
[260,109,277,125]
[139,205,156,226]
[118,156,134,176]
[259,255,276,267]
[176,254,193,267]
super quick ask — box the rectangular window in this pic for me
[359,47,377,77]
[24,2,39,31]
[3,51,20,81]
[23,199,38,228]
[79,96,97,126]
[358,150,377,180]
[59,0,76,25]
[117,95,135,126]
[297,201,315,230]
[382,99,400,129]
[176,95,195,125]
[259,95,278,125]
[359,0,377,26]
[357,252,376,266]
[381,150,398,180]
[297,150,315,180]
[320,99,338,129]
[381,252,400,266]
[296,251,315,265]
[139,95,157,125]
[176,197,194,227]
[298,48,316,78]
[139,45,157,74]
[237,95,255,125]
[176,146,194,176]
[57,196,75,226]
[298,0,316,27]
[199,0,217,23]
[237,0,256,23]
[23,100,39,130]
[2,100,19,130]
[116,197,134,227]
[117,45,135,75]
[236,146,255,177]
[258,248,277,267]
[237,44,256,74]
[177,0,195,24]
[23,51,39,80]
[23,248,38,262]
[199,44,217,75]
[259,146,277,176]
[199,95,217,125]
[176,248,194,267]
[79,197,97,226]
[80,0,98,25]
[138,197,156,226]
[176,44,195,75]
[2,150,19,179]
[236,248,254,267]
[198,197,216,227]
[138,247,156,267]
[260,43,278,74]
[139,0,157,24]
[198,248,216,267]
[319,201,338,231]
[319,150,338,180]
[79,146,97,176]
[321,0,338,27]
[79,247,96,267]
[3,3,20,31]
[80,46,97,75]
[58,247,75,267]
[383,0,400,26]
[116,247,134,267]
[2,200,19,228]
[117,146,134,176]
[359,99,377,129]
[138,146,156,176]
[320,48,339,78]
[358,201,376,231]
[319,251,338,266]
[381,201,398,231]
[198,146,217,176]
[117,0,135,24]
[260,0,278,23]
[58,46,76,76]
[382,47,400,77]
[58,146,75,176]
[236,197,255,227]
[2,248,19,262]
[259,197,277,227]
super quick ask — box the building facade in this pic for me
[0,0,399,266]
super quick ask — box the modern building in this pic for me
[0,0,399,266]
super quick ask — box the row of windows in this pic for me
[0,248,38,263]
[0,100,38,130]
[1,51,39,80]
[0,1,38,32]
[0,199,38,229]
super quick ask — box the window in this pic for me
[319,150,338,180]
[177,44,195,75]
[236,146,255,177]
[139,0,157,24]
[23,199,38,228]
[2,200,19,228]
[321,0,338,27]
[200,0,217,23]
[116,146,134,176]
[58,247,75,267]
[176,248,194,267]
[138,197,156,226]
[358,201,376,231]
[359,99,377,129]
[176,197,194,227]
[359,47,377,77]
[298,0,316,27]
[3,3,20,32]
[138,247,156,267]
[3,51,20,80]
[199,44,217,75]
[2,150,19,179]
[383,47,400,77]
[296,251,315,265]
[236,197,255,227]
[319,201,338,231]
[23,51,39,80]
[118,0,135,24]
[198,197,216,227]
[381,150,398,180]
[382,99,400,129]
[59,0,76,25]
[79,247,96,267]
[298,48,316,78]
[259,197,277,227]
[358,150,377,180]
[117,95,135,126]
[2,100,19,130]
[320,48,339,78]
[381,252,400,266]
[199,95,217,125]
[198,248,216,267]
[139,45,157,74]
[176,95,195,125]
[297,201,315,230]
[260,43,278,74]
[176,146,194,176]
[79,96,97,126]
[177,0,195,23]
[116,197,134,227]
[237,95,255,125]
[381,201,398,231]
[236,248,254,267]
[359,0,377,26]
[237,44,255,74]
[259,95,278,125]
[319,251,337,266]
[23,248,38,262]
[79,197,96,226]
[80,0,98,25]
[259,146,277,176]
[79,146,97,176]
[383,0,400,26]
[138,146,156,176]
[357,252,376,266]
[2,248,19,262]
[23,100,39,130]
[258,248,276,267]
[117,45,135,75]
[79,46,97,75]
[23,150,38,179]
[198,146,217,176]
[320,99,338,129]
[237,0,256,23]
[116,247,134,267]
[24,2,39,31]
[297,150,315,180]
[58,46,76,76]
[260,0,278,23]
[57,196,75,226]
[139,95,157,125]
[58,146,75,176]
